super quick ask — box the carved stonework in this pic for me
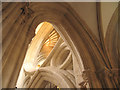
[21,25,76,88]
[79,71,89,88]
[2,2,119,88]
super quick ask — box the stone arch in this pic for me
[2,2,107,88]
[105,6,120,69]
[104,5,120,87]
[28,2,105,71]
[25,67,76,88]
[24,3,106,88]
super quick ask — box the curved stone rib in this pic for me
[26,67,76,88]
[51,42,68,66]
[59,52,72,69]
[40,37,63,67]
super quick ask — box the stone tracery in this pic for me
[20,22,80,88]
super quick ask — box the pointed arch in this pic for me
[2,2,107,88]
